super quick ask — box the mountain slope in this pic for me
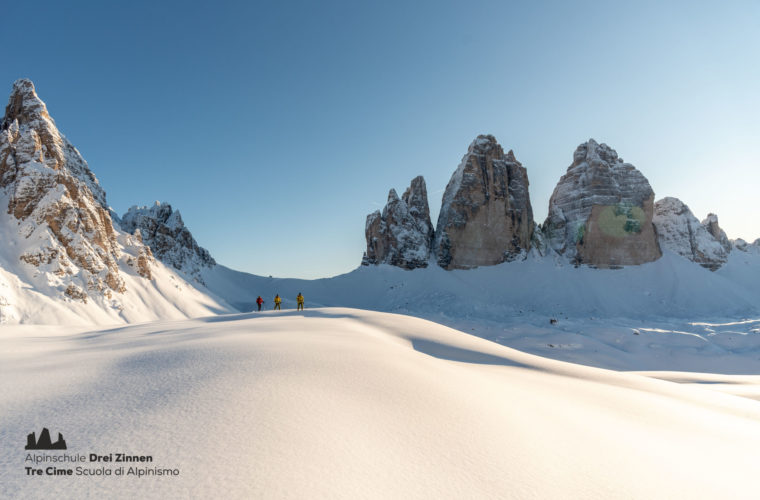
[0,79,233,324]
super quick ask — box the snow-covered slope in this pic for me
[200,250,760,372]
[0,201,231,324]
[203,251,760,322]
[3,309,760,499]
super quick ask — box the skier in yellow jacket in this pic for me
[274,294,282,310]
[296,293,304,311]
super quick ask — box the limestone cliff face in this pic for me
[363,176,433,269]
[543,139,661,267]
[433,135,533,269]
[0,79,154,301]
[120,202,215,283]
[653,197,728,271]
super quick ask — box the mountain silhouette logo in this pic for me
[25,428,67,450]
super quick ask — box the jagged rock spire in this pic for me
[363,176,433,269]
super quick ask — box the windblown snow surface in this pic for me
[3,308,760,499]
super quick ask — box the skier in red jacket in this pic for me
[256,296,264,311]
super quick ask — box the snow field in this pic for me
[3,308,760,499]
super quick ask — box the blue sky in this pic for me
[3,0,759,278]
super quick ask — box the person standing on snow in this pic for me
[274,294,282,310]
[256,296,264,311]
[296,293,304,311]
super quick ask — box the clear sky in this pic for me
[3,0,759,278]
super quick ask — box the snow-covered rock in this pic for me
[120,201,215,283]
[433,135,533,269]
[701,213,731,252]
[529,222,549,257]
[363,176,433,269]
[543,139,661,267]
[732,238,749,252]
[653,197,728,270]
[732,238,760,255]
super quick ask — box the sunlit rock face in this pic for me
[543,139,661,267]
[433,135,533,269]
[0,79,156,300]
[363,176,434,269]
[653,197,728,271]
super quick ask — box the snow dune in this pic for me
[2,308,760,499]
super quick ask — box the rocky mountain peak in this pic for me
[120,202,215,283]
[653,197,728,270]
[401,175,431,223]
[1,78,106,209]
[363,176,433,269]
[3,79,50,127]
[469,134,503,155]
[572,138,621,166]
[433,135,534,269]
[0,79,154,301]
[733,238,760,255]
[544,139,661,267]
